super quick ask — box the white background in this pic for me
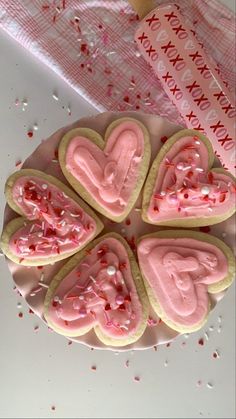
[0,1,235,418]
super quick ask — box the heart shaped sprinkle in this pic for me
[1,169,103,265]
[142,129,236,227]
[59,118,151,221]
[44,233,148,346]
[138,230,235,333]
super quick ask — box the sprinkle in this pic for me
[164,360,168,367]
[196,167,204,172]
[125,218,131,226]
[217,326,222,333]
[52,92,59,101]
[115,295,124,305]
[38,282,49,289]
[34,326,39,332]
[68,340,72,345]
[222,232,226,238]
[42,184,48,190]
[52,159,58,163]
[197,380,202,387]
[153,346,157,351]
[204,331,209,341]
[18,312,23,318]
[17,302,22,308]
[51,406,56,411]
[18,197,23,203]
[209,325,214,331]
[134,207,141,212]
[125,360,130,368]
[218,316,222,323]
[201,186,210,195]
[166,342,171,348]
[27,131,33,138]
[22,99,28,107]
[198,338,204,346]
[134,376,140,382]
[107,265,116,276]
[213,350,220,359]
[33,123,38,131]
[67,106,71,116]
[91,365,97,371]
[15,98,19,106]
[15,159,22,167]
[207,382,213,389]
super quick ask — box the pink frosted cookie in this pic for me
[44,233,148,346]
[138,230,235,333]
[59,117,151,222]
[0,169,103,266]
[142,129,236,227]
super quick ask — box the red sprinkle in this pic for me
[37,266,43,270]
[184,193,189,199]
[105,303,111,311]
[116,285,123,293]
[208,172,214,184]
[199,226,211,233]
[166,342,171,347]
[98,24,103,29]
[123,96,130,103]
[81,43,89,55]
[27,131,33,138]
[28,309,34,314]
[91,365,97,371]
[134,376,140,382]
[68,340,72,346]
[18,312,23,318]
[198,338,204,346]
[161,136,168,144]
[125,218,131,226]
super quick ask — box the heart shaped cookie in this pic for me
[59,118,151,222]
[44,233,148,347]
[0,169,103,266]
[138,230,235,333]
[142,129,236,227]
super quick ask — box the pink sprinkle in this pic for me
[125,360,130,368]
[134,376,140,382]
[91,365,97,371]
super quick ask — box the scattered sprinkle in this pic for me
[125,218,131,226]
[213,350,220,359]
[207,382,213,389]
[166,342,171,347]
[51,405,56,411]
[153,345,157,351]
[197,380,202,387]
[222,232,226,238]
[27,130,33,139]
[34,326,39,332]
[204,331,209,341]
[67,106,71,116]
[15,98,19,106]
[15,159,22,167]
[91,365,97,371]
[28,309,34,314]
[164,360,168,367]
[198,338,204,346]
[181,341,186,347]
[68,340,72,346]
[217,326,222,333]
[17,302,22,308]
[125,360,130,368]
[218,316,222,323]
[134,376,140,382]
[52,92,59,101]
[160,136,168,144]
[209,325,214,331]
[18,312,23,318]
[33,123,38,131]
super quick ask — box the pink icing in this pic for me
[138,237,228,327]
[147,136,235,223]
[10,176,97,260]
[65,121,145,216]
[47,237,143,338]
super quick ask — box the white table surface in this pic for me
[0,1,235,418]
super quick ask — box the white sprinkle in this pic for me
[195,140,201,145]
[209,325,214,331]
[52,92,59,101]
[33,123,38,131]
[107,265,116,276]
[208,207,213,212]
[204,331,209,341]
[218,316,222,323]
[195,153,200,158]
[207,382,213,389]
[114,352,119,356]
[164,360,168,367]
[42,184,48,190]
[38,232,43,237]
[67,106,71,115]
[160,191,166,196]
[18,197,23,203]
[56,6,61,12]
[89,275,96,283]
[79,295,84,300]
[135,50,141,57]
[134,207,141,212]
[53,296,60,302]
[222,232,226,238]
[177,162,184,171]
[38,282,49,289]
[217,326,222,333]
[125,319,131,325]
[29,224,35,233]
[184,333,189,339]
[17,302,22,308]
[201,186,210,195]
[19,187,23,195]
[40,272,44,282]
[52,159,58,163]
[22,99,28,107]
[196,167,204,172]
[121,228,126,235]
[61,210,65,215]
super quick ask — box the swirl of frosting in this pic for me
[47,238,143,338]
[138,237,228,327]
[9,176,97,259]
[147,135,235,223]
[65,121,144,216]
